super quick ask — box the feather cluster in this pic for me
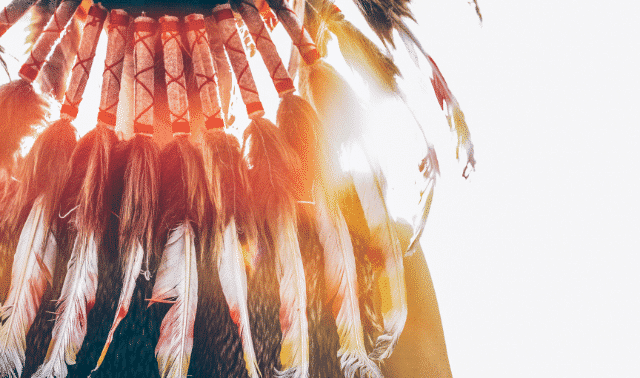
[0,1,479,377]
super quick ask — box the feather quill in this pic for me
[0,196,57,378]
[150,223,197,378]
[244,118,309,378]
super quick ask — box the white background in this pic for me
[1,0,639,377]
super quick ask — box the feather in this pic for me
[0,118,75,306]
[276,93,380,376]
[150,223,197,378]
[32,231,98,378]
[427,56,476,177]
[200,129,261,378]
[406,145,439,256]
[315,192,382,378]
[94,134,160,372]
[26,125,116,378]
[350,162,407,361]
[299,60,407,361]
[244,118,309,378]
[0,196,57,378]
[217,219,260,378]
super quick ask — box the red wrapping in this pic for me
[237,0,294,97]
[18,0,82,82]
[267,0,319,65]
[97,9,130,129]
[0,0,38,37]
[133,16,156,135]
[212,4,264,119]
[60,4,108,120]
[185,13,224,130]
[160,16,190,135]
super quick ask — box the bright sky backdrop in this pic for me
[1,0,639,377]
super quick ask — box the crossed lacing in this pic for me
[133,21,156,134]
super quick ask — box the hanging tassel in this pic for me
[94,15,160,373]
[244,118,310,378]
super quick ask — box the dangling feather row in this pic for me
[0,1,476,377]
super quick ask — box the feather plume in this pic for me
[277,93,380,377]
[0,196,57,378]
[0,119,74,305]
[149,137,210,378]
[33,126,118,378]
[244,118,309,378]
[427,56,476,177]
[151,223,197,378]
[349,164,407,361]
[306,2,399,93]
[299,61,407,361]
[94,134,160,372]
[315,192,382,378]
[201,129,260,378]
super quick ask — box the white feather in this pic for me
[0,196,57,378]
[314,191,382,378]
[272,211,309,378]
[94,240,144,371]
[33,232,99,378]
[217,218,260,378]
[152,223,198,378]
[349,147,408,362]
